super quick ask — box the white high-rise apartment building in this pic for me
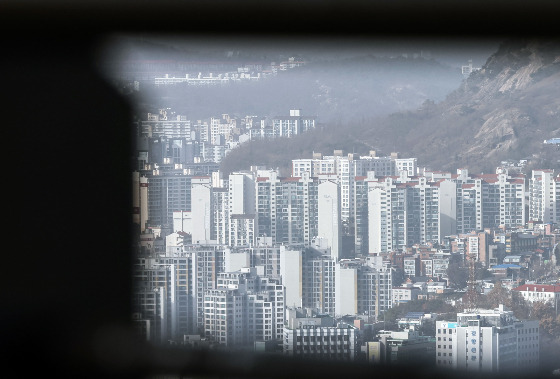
[226,171,257,246]
[292,151,415,223]
[225,244,283,280]
[359,256,393,321]
[435,305,539,373]
[228,171,256,215]
[529,169,559,224]
[335,262,358,316]
[281,246,304,309]
[203,268,285,348]
[212,187,228,244]
[301,250,336,315]
[141,112,192,139]
[318,180,341,260]
[132,253,194,341]
[210,116,236,145]
[453,168,525,234]
[191,177,212,244]
[368,176,440,254]
[395,158,418,177]
[256,171,318,246]
[272,109,315,138]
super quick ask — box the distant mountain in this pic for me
[144,54,463,122]
[360,39,560,173]
[108,36,467,122]
[221,39,560,175]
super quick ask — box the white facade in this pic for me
[436,305,539,373]
[280,246,303,308]
[392,287,420,305]
[141,118,192,139]
[292,152,415,223]
[318,180,341,260]
[513,284,560,304]
[368,176,440,253]
[529,170,559,224]
[204,270,285,348]
[191,177,212,243]
[256,171,318,246]
[302,252,336,315]
[335,263,358,316]
[224,247,251,272]
[395,158,417,177]
[172,210,192,234]
[439,179,457,238]
[229,172,256,215]
[368,186,391,254]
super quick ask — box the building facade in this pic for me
[435,305,539,373]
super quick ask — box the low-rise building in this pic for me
[512,284,560,305]
[283,307,358,361]
[364,329,435,365]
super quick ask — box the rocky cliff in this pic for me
[221,39,560,174]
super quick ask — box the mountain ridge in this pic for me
[221,39,560,175]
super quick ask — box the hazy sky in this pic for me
[105,34,500,69]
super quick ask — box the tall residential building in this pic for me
[529,170,559,224]
[281,246,304,309]
[203,268,285,348]
[191,176,213,244]
[212,187,229,244]
[132,287,167,344]
[454,168,525,234]
[256,171,318,246]
[368,176,440,254]
[353,174,371,256]
[227,171,257,246]
[225,243,283,280]
[272,109,316,138]
[145,136,197,166]
[143,165,192,229]
[189,244,226,333]
[360,256,393,321]
[292,151,416,223]
[140,113,192,139]
[435,305,539,373]
[331,256,393,321]
[132,253,193,342]
[318,180,342,260]
[301,249,336,315]
[335,261,358,316]
[132,171,149,233]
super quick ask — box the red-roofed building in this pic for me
[512,284,560,304]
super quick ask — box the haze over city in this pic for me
[101,35,560,376]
